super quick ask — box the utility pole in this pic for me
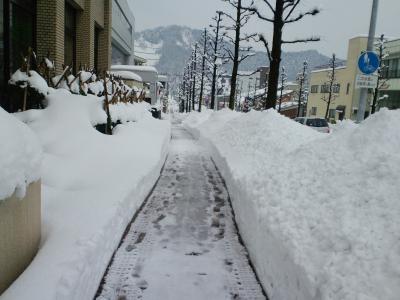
[211,11,223,111]
[199,29,207,112]
[357,0,379,122]
[192,43,198,111]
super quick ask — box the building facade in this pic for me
[111,0,134,65]
[379,38,400,110]
[0,0,112,111]
[307,37,374,121]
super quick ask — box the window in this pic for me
[94,26,100,71]
[310,107,317,116]
[346,83,350,95]
[320,84,329,93]
[328,109,336,119]
[0,0,4,95]
[10,0,35,74]
[384,58,400,79]
[333,83,340,94]
[112,43,128,65]
[310,85,319,93]
[64,3,76,72]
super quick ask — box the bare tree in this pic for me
[248,0,320,110]
[210,11,224,110]
[296,61,308,117]
[199,29,208,112]
[221,0,256,110]
[321,54,339,120]
[371,34,389,114]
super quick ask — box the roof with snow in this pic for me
[110,70,143,82]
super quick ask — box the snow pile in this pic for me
[109,101,152,124]
[3,90,171,300]
[184,108,400,300]
[9,69,50,95]
[0,107,42,199]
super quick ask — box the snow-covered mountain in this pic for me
[135,25,333,80]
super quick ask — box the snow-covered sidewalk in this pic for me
[97,122,265,300]
[1,91,171,300]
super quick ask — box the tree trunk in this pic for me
[265,0,284,110]
[211,13,222,110]
[229,0,242,110]
[192,45,197,111]
[199,29,207,112]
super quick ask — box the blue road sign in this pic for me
[358,51,380,75]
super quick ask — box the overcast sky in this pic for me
[129,0,399,58]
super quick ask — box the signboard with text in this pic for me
[355,74,378,89]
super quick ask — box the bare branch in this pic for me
[282,36,320,44]
[258,34,272,62]
[285,8,320,24]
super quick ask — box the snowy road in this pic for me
[96,122,266,300]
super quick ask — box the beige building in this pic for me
[1,0,113,112]
[307,37,374,121]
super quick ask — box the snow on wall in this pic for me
[2,90,171,300]
[184,109,400,300]
[0,107,42,200]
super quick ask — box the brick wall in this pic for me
[36,0,65,73]
[98,0,112,73]
[35,0,111,74]
[76,0,95,69]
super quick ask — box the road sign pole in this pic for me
[356,0,379,123]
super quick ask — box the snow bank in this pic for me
[184,108,400,300]
[0,108,42,199]
[109,102,152,124]
[2,90,171,300]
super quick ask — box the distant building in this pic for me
[236,66,270,98]
[111,0,135,65]
[379,38,400,110]
[0,0,113,112]
[307,37,375,121]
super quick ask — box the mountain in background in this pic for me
[135,25,334,82]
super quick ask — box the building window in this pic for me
[346,83,350,95]
[310,85,319,93]
[94,26,100,71]
[320,84,329,93]
[383,58,400,79]
[333,83,340,94]
[0,0,4,96]
[311,107,317,116]
[10,0,36,74]
[112,43,128,65]
[64,3,76,72]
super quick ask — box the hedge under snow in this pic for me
[2,89,170,300]
[184,108,400,300]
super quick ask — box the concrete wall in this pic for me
[0,181,41,295]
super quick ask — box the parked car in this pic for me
[294,117,331,133]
